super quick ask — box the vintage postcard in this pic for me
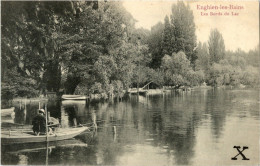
[1,0,259,165]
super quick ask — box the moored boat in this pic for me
[1,126,89,145]
[2,138,88,154]
[128,88,147,95]
[62,100,86,106]
[61,95,88,100]
[1,107,15,116]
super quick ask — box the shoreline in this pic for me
[3,84,258,103]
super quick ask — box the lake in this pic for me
[1,88,259,165]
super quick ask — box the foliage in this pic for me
[147,22,164,68]
[208,29,225,63]
[112,80,124,98]
[2,1,259,101]
[162,16,174,56]
[171,1,197,63]
[161,51,202,86]
[149,69,165,87]
[195,42,210,71]
[1,68,39,99]
[1,1,78,99]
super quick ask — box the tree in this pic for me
[208,29,225,63]
[171,1,197,63]
[162,15,175,56]
[171,51,191,75]
[195,42,210,71]
[147,22,164,68]
[59,1,137,95]
[1,1,78,98]
[161,51,192,86]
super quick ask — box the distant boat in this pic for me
[1,107,15,116]
[61,100,86,106]
[61,95,88,100]
[128,88,147,95]
[1,126,89,145]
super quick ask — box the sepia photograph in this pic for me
[1,0,259,165]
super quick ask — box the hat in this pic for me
[39,109,45,114]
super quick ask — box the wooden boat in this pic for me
[1,126,89,145]
[1,122,29,128]
[1,116,15,124]
[128,88,147,95]
[61,95,88,100]
[2,138,88,154]
[1,107,15,116]
[62,100,86,106]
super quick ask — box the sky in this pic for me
[123,1,259,52]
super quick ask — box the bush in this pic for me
[1,83,16,100]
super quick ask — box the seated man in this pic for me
[32,109,47,136]
[32,109,60,136]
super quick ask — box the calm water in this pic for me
[1,89,259,165]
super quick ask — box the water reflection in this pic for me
[2,89,259,165]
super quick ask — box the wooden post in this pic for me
[113,126,117,134]
[48,112,50,121]
[113,126,117,142]
[45,104,48,141]
[24,99,27,122]
[46,141,49,165]
[73,118,77,127]
[137,61,140,95]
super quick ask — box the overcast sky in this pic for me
[123,1,259,52]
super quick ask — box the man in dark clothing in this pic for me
[32,109,47,135]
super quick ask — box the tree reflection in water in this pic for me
[2,89,259,165]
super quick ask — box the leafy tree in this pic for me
[131,41,151,88]
[241,66,259,86]
[108,42,136,89]
[208,29,225,63]
[186,70,205,86]
[59,1,137,95]
[130,28,150,45]
[162,15,175,56]
[1,1,78,99]
[246,46,259,67]
[171,1,197,63]
[195,42,210,71]
[161,51,192,86]
[171,51,191,75]
[148,22,164,68]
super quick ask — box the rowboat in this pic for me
[1,126,89,145]
[2,138,88,154]
[1,107,15,116]
[1,116,15,124]
[61,95,88,100]
[62,100,86,106]
[128,88,147,95]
